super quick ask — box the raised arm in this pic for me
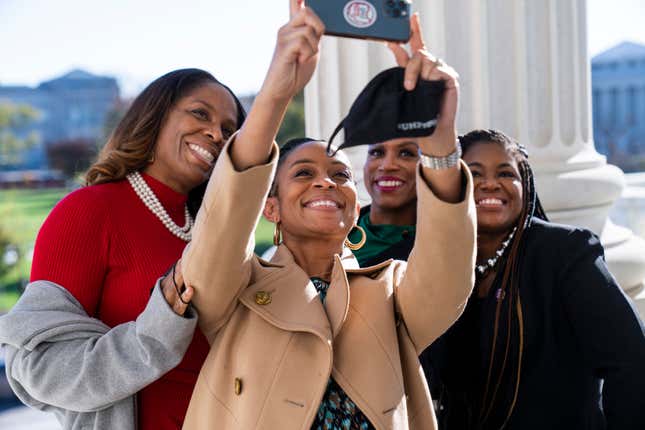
[391,14,476,352]
[181,0,325,341]
[231,0,324,170]
[388,13,462,203]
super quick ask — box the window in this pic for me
[627,87,637,124]
[610,88,619,127]
[593,89,601,123]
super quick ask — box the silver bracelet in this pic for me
[418,142,462,169]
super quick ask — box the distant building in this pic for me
[0,69,119,171]
[592,42,645,172]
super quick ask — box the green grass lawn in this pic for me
[0,187,275,310]
[0,187,68,295]
[254,217,275,255]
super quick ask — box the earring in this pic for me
[148,152,155,163]
[345,225,366,251]
[273,222,282,246]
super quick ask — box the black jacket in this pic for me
[420,218,645,429]
[362,212,645,429]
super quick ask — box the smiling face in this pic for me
[264,141,360,245]
[144,82,238,194]
[463,142,524,235]
[364,138,419,211]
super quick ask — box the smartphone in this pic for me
[308,0,412,43]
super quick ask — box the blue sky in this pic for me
[1,0,644,97]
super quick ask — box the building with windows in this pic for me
[0,69,119,171]
[592,41,645,172]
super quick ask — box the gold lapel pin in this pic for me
[255,291,272,305]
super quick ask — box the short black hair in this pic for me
[459,129,528,162]
[270,137,322,196]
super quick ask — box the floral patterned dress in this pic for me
[310,278,376,430]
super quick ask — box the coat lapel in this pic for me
[326,248,394,339]
[241,245,396,343]
[325,254,350,339]
[239,245,332,343]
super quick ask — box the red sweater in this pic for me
[31,173,209,430]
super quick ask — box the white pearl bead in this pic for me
[127,172,193,242]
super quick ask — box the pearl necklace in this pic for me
[127,171,193,242]
[476,227,517,277]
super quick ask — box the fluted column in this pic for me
[305,0,645,304]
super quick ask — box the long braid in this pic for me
[460,130,547,429]
[480,166,530,424]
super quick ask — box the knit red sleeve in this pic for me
[30,187,109,316]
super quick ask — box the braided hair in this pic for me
[459,129,547,429]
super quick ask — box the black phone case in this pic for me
[308,0,411,43]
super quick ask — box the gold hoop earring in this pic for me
[273,222,282,246]
[345,225,366,251]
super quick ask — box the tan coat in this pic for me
[181,141,476,430]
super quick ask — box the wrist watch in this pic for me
[418,142,462,169]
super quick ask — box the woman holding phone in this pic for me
[177,1,475,429]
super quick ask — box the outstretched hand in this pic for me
[261,0,325,102]
[231,0,325,170]
[387,13,459,155]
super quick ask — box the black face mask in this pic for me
[327,67,445,155]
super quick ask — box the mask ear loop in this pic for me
[326,120,345,156]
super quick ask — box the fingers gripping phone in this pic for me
[308,0,412,43]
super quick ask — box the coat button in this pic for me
[234,378,242,395]
[255,291,272,305]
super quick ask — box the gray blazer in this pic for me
[0,280,197,430]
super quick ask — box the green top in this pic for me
[348,210,416,266]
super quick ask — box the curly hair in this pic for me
[85,68,246,216]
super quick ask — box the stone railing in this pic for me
[610,171,645,316]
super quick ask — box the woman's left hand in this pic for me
[387,13,459,156]
[160,259,193,316]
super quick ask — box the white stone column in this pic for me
[304,0,645,302]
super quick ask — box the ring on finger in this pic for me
[434,57,446,68]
